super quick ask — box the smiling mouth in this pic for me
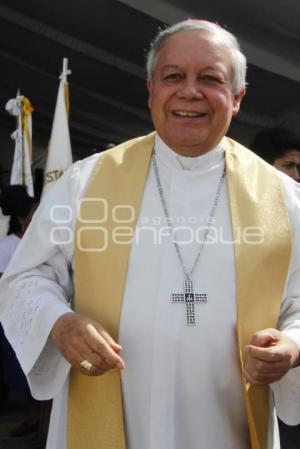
[172,111,207,118]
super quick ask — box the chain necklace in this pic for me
[176,156,191,170]
[152,152,226,325]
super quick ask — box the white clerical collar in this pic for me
[154,134,225,172]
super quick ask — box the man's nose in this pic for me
[177,80,204,100]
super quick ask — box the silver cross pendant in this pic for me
[172,278,207,325]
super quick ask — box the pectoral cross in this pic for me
[172,279,207,325]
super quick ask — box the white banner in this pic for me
[43,59,72,197]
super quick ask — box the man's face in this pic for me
[273,149,300,181]
[147,30,245,156]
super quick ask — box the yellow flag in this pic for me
[5,95,34,197]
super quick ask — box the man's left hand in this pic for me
[244,328,300,385]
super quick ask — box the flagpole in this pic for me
[61,58,71,116]
[61,58,71,83]
[16,90,24,185]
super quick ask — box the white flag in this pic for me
[43,59,72,197]
[5,96,34,197]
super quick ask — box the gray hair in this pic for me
[146,19,247,93]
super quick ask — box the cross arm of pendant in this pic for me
[194,294,208,303]
[172,293,185,303]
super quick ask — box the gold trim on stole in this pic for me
[69,133,291,449]
[226,138,291,449]
[69,133,155,449]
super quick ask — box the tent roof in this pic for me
[0,0,299,160]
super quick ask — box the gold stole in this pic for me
[69,132,291,449]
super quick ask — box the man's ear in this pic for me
[232,88,246,116]
[147,79,153,109]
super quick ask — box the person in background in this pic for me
[251,127,300,181]
[0,185,37,277]
[0,185,39,438]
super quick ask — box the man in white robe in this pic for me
[1,19,300,449]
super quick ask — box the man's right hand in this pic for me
[50,312,125,376]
